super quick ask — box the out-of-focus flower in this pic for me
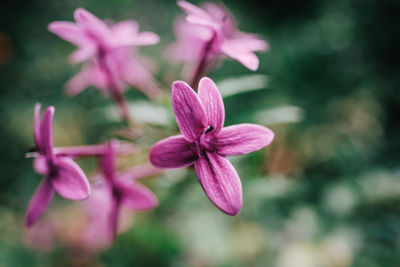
[25,103,91,227]
[49,8,160,120]
[167,1,269,87]
[26,104,134,228]
[149,77,274,215]
[85,140,158,249]
[82,180,131,252]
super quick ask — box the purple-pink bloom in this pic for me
[83,181,133,252]
[26,103,91,227]
[168,1,269,87]
[149,77,274,215]
[90,140,158,243]
[48,8,160,120]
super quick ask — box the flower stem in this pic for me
[99,53,133,124]
[53,143,134,158]
[190,35,216,89]
[109,196,120,242]
[110,88,132,124]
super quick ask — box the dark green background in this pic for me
[1,0,400,266]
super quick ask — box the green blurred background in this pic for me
[1,0,400,266]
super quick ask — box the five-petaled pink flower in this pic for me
[168,1,269,87]
[95,140,158,242]
[149,77,274,215]
[26,103,91,227]
[48,8,160,120]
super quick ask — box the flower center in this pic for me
[196,129,217,157]
[47,161,59,179]
[205,126,214,133]
[112,186,123,202]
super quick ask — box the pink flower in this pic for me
[48,8,160,120]
[168,1,269,86]
[26,104,134,228]
[82,181,132,252]
[87,140,158,245]
[26,103,91,227]
[149,78,274,215]
[166,16,212,77]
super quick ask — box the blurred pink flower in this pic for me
[82,181,132,252]
[26,104,135,228]
[85,140,158,248]
[167,1,269,87]
[49,8,160,121]
[149,78,274,215]
[25,103,91,227]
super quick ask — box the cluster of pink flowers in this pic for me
[25,1,274,251]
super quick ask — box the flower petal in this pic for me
[48,21,90,47]
[73,8,108,32]
[73,8,111,44]
[33,103,42,150]
[116,51,161,99]
[221,40,261,71]
[66,61,112,94]
[40,106,55,161]
[134,32,160,46]
[100,141,117,181]
[33,156,48,176]
[69,46,96,64]
[178,1,211,20]
[149,135,197,168]
[195,152,242,215]
[166,16,212,63]
[172,81,207,141]
[227,37,269,52]
[178,0,216,28]
[88,62,109,90]
[25,179,55,227]
[65,65,92,96]
[111,21,158,47]
[111,20,139,46]
[111,19,160,47]
[51,157,90,200]
[102,53,126,91]
[83,183,114,251]
[198,77,225,135]
[214,123,274,156]
[117,181,158,211]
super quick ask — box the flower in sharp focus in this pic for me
[87,140,158,246]
[48,8,160,99]
[25,103,91,227]
[149,77,274,215]
[168,0,268,75]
